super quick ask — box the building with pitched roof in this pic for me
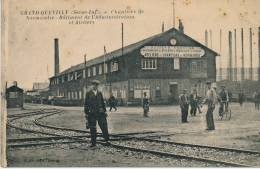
[49,27,218,105]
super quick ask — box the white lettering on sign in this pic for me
[140,46,205,58]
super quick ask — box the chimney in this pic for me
[249,28,253,80]
[54,38,60,76]
[205,30,208,47]
[162,22,165,33]
[258,27,260,81]
[13,81,17,87]
[178,19,184,33]
[228,31,232,81]
[241,28,245,81]
[234,29,237,81]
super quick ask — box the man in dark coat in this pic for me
[238,90,245,107]
[108,94,117,112]
[189,88,198,116]
[84,80,109,147]
[179,89,189,123]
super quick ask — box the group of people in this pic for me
[179,88,202,123]
[253,91,260,110]
[84,79,259,147]
[178,82,232,130]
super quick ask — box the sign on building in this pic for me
[140,46,205,58]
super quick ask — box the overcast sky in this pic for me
[5,0,260,89]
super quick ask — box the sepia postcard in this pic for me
[1,0,260,167]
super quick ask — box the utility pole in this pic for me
[258,27,260,81]
[249,28,253,80]
[241,28,245,81]
[205,30,208,47]
[234,29,237,81]
[228,31,233,81]
[219,29,222,81]
[172,0,175,27]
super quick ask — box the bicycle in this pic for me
[219,101,231,120]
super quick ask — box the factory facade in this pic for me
[49,27,218,105]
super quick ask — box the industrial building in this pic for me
[6,82,24,108]
[49,26,218,106]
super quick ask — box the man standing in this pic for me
[179,89,189,123]
[218,85,229,117]
[189,88,198,116]
[84,80,109,147]
[238,90,245,107]
[142,92,149,117]
[108,94,117,112]
[205,82,217,130]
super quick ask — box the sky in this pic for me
[4,0,260,89]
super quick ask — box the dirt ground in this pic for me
[6,102,260,167]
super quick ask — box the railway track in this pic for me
[7,107,260,167]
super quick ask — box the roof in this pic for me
[52,27,219,78]
[6,85,24,92]
[32,82,49,90]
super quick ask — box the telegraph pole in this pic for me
[241,28,245,81]
[172,0,175,27]
[249,28,253,80]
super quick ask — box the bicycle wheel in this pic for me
[228,109,231,120]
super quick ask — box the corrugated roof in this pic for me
[52,27,218,78]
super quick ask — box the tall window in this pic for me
[83,69,86,78]
[88,68,91,77]
[111,62,118,72]
[104,63,108,73]
[99,64,103,75]
[141,59,157,69]
[93,66,96,76]
[173,58,180,70]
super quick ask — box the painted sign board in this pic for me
[140,46,205,58]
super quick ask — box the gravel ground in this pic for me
[113,139,260,166]
[6,103,260,167]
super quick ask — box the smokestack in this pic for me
[228,31,233,81]
[219,29,222,81]
[121,23,124,57]
[54,38,60,76]
[258,27,260,81]
[178,19,184,33]
[162,22,165,32]
[234,29,237,81]
[241,28,245,81]
[209,29,212,48]
[205,30,208,47]
[249,28,253,80]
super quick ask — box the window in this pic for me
[99,65,103,75]
[92,66,96,76]
[83,69,86,78]
[174,58,180,70]
[141,59,157,69]
[104,63,108,73]
[62,76,64,83]
[74,72,77,80]
[79,91,82,99]
[190,60,205,73]
[88,68,91,77]
[111,62,118,72]
[9,92,18,98]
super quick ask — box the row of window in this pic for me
[141,58,180,70]
[51,62,119,85]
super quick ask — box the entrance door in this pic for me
[169,83,178,104]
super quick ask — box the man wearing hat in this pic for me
[179,89,189,123]
[205,81,218,130]
[218,85,229,117]
[84,80,109,147]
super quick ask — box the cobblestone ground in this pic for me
[6,102,260,167]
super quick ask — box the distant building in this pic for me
[25,82,49,104]
[32,82,49,90]
[6,83,24,108]
[49,27,218,105]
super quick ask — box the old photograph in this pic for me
[1,0,260,167]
